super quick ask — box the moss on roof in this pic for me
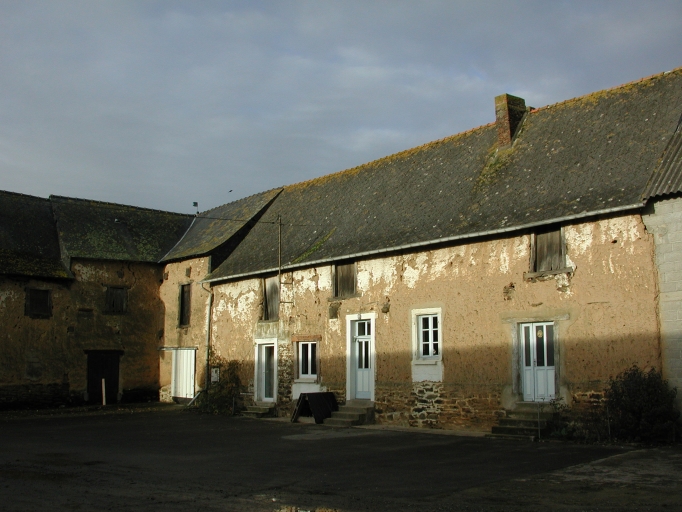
[0,191,70,279]
[161,188,282,262]
[51,196,193,263]
[208,67,682,281]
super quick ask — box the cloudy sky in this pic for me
[1,1,681,213]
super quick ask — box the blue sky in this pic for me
[1,1,681,213]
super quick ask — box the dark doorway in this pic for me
[85,350,122,404]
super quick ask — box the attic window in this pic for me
[333,262,357,298]
[526,226,573,278]
[25,288,51,318]
[179,284,191,326]
[262,275,280,321]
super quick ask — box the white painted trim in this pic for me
[411,307,443,362]
[254,338,278,402]
[345,312,376,401]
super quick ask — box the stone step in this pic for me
[506,411,554,421]
[243,404,275,418]
[338,406,372,415]
[324,417,360,428]
[491,425,548,437]
[498,418,549,428]
[242,410,269,418]
[345,399,374,408]
[331,411,367,422]
[485,433,537,441]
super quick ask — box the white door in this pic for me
[520,322,556,402]
[171,349,196,399]
[353,320,372,399]
[257,343,276,402]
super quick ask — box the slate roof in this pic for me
[51,196,193,263]
[0,191,70,279]
[161,188,282,262]
[207,67,682,282]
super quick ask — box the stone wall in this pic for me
[0,260,165,408]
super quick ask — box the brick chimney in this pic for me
[495,93,526,148]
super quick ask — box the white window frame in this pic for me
[296,341,318,382]
[412,308,442,364]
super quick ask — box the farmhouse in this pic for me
[2,67,681,431]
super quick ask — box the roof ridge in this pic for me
[199,187,283,216]
[48,194,192,217]
[0,189,50,201]
[281,122,495,192]
[530,65,682,114]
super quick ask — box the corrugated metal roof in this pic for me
[644,116,682,199]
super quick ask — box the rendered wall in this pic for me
[158,257,211,402]
[0,260,164,408]
[643,197,682,411]
[210,213,660,429]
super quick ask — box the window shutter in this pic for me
[335,263,356,297]
[263,276,280,321]
[535,228,563,272]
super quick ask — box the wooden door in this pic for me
[86,351,121,404]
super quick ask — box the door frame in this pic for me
[345,312,376,401]
[84,349,123,404]
[519,321,557,402]
[254,338,278,403]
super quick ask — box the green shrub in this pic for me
[605,365,680,444]
[196,357,243,415]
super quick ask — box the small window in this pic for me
[418,314,439,358]
[297,341,318,380]
[412,308,442,361]
[262,276,279,321]
[104,286,127,314]
[334,262,357,298]
[179,284,191,326]
[25,288,51,318]
[530,226,566,273]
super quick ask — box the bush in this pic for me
[196,357,243,415]
[546,397,610,443]
[605,365,680,444]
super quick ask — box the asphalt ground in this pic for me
[0,405,680,511]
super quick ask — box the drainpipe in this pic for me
[202,283,214,394]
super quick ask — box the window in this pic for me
[298,342,317,379]
[25,288,51,318]
[179,284,191,326]
[333,262,357,298]
[418,314,439,358]
[104,286,127,314]
[262,275,279,321]
[293,336,321,381]
[412,308,442,362]
[529,226,568,273]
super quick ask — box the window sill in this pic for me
[327,293,361,302]
[294,378,318,384]
[258,319,279,324]
[524,267,574,280]
[412,359,441,365]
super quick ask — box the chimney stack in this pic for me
[495,93,526,148]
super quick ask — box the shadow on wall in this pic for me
[226,332,662,429]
